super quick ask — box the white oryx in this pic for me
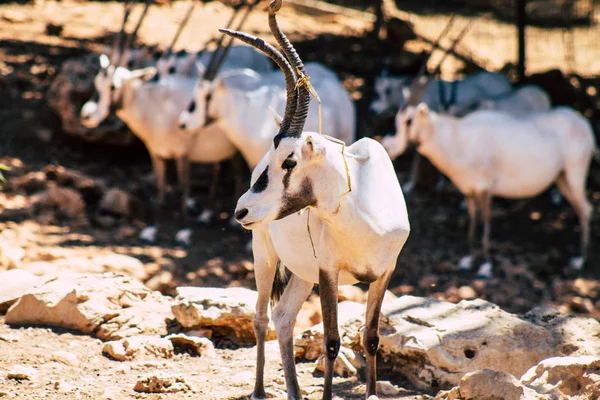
[369,70,513,117]
[447,84,551,118]
[178,60,355,170]
[390,103,597,277]
[220,2,410,399]
[80,0,272,244]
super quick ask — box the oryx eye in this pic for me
[110,84,116,91]
[282,159,297,170]
[406,119,412,127]
[385,87,392,97]
[168,66,176,74]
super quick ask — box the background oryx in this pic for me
[178,60,356,170]
[80,0,272,244]
[219,1,410,399]
[392,103,597,278]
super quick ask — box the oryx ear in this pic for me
[99,54,111,69]
[268,107,283,128]
[302,135,326,161]
[195,61,207,79]
[128,66,158,82]
[402,86,411,101]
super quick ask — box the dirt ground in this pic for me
[1,1,600,399]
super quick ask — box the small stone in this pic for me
[376,381,400,396]
[54,379,75,392]
[103,336,174,361]
[7,365,36,380]
[51,351,79,367]
[458,286,477,300]
[133,374,194,393]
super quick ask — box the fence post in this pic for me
[516,0,527,81]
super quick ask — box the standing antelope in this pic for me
[178,60,355,170]
[390,103,597,277]
[220,1,410,399]
[80,0,272,244]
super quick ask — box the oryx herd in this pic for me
[77,0,597,398]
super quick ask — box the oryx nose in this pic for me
[235,208,248,221]
[179,123,186,130]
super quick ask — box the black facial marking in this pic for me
[102,69,108,77]
[150,72,160,83]
[406,118,412,127]
[276,177,317,220]
[91,90,100,103]
[127,59,135,69]
[152,50,163,60]
[385,87,392,97]
[251,166,269,193]
[187,100,196,113]
[168,65,176,74]
[176,49,188,58]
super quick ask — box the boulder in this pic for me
[440,370,545,400]
[35,186,87,223]
[5,273,173,339]
[521,356,600,398]
[375,296,560,389]
[89,254,148,282]
[523,306,600,356]
[171,287,276,347]
[166,333,216,358]
[0,270,49,313]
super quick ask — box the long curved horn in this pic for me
[167,1,196,54]
[118,0,155,66]
[203,3,245,80]
[219,29,298,145]
[110,0,137,65]
[268,0,309,136]
[206,1,258,81]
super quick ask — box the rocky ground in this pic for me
[1,1,600,399]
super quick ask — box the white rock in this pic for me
[166,333,216,358]
[103,336,174,361]
[172,287,276,346]
[458,255,473,270]
[139,226,157,243]
[376,381,400,396]
[0,269,49,313]
[51,351,80,367]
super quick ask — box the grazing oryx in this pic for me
[178,60,355,170]
[80,0,272,244]
[447,84,551,118]
[221,1,410,399]
[391,103,597,277]
[369,70,513,118]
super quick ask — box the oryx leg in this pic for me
[272,275,314,400]
[251,231,280,400]
[403,152,421,195]
[175,156,191,218]
[198,162,221,225]
[556,172,592,270]
[318,268,340,400]
[174,156,192,246]
[150,153,167,206]
[140,153,167,243]
[476,191,493,278]
[364,267,394,399]
[458,195,477,271]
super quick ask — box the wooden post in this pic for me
[516,0,527,81]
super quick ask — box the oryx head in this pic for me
[177,60,214,132]
[369,74,409,117]
[383,103,435,160]
[80,0,154,128]
[226,0,344,229]
[80,55,156,128]
[381,77,431,160]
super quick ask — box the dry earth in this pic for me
[1,1,600,399]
